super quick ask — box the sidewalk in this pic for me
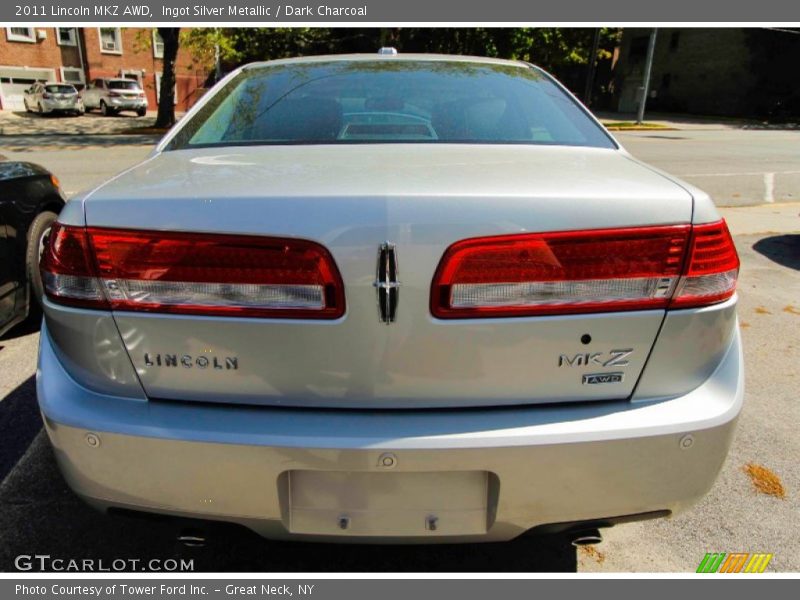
[720,202,800,236]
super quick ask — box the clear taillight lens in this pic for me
[671,221,739,308]
[431,221,738,319]
[41,225,345,319]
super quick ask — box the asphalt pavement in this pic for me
[0,111,798,572]
[618,129,800,206]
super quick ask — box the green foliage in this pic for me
[182,28,621,79]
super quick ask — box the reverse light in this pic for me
[40,225,345,319]
[431,221,738,318]
[670,221,739,308]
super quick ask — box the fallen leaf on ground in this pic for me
[743,463,786,499]
[579,545,606,564]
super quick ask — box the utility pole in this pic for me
[637,28,658,124]
[583,28,601,106]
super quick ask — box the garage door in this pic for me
[0,67,55,110]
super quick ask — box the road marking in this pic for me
[764,172,775,203]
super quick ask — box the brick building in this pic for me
[614,28,768,116]
[0,27,208,112]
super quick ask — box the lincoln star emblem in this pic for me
[374,242,400,323]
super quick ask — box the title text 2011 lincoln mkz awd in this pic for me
[37,53,742,543]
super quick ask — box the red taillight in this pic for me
[431,221,738,319]
[670,221,739,308]
[108,91,120,97]
[40,223,109,309]
[41,225,345,319]
[41,92,52,99]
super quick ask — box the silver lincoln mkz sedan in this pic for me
[38,53,742,543]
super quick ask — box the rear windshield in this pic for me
[167,60,615,150]
[45,85,76,93]
[108,80,141,90]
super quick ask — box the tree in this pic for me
[155,28,180,128]
[179,28,622,101]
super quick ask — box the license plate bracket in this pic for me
[286,470,490,536]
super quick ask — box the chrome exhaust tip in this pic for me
[571,529,603,547]
[177,530,206,548]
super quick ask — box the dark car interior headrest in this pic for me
[432,97,530,141]
[252,97,343,142]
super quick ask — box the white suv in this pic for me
[81,78,148,117]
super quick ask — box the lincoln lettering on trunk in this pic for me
[144,353,238,370]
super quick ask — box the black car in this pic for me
[0,158,65,337]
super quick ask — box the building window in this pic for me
[670,32,680,51]
[152,30,164,59]
[6,28,35,43]
[57,28,77,46]
[120,70,143,84]
[60,67,85,88]
[99,27,122,54]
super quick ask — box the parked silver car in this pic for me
[23,82,84,116]
[38,53,742,544]
[81,77,147,117]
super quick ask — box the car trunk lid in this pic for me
[81,144,692,408]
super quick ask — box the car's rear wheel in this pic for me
[100,101,114,117]
[26,211,59,314]
[136,107,146,117]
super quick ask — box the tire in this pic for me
[136,108,146,117]
[100,101,114,117]
[26,211,58,314]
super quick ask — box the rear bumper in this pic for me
[107,98,146,110]
[41,99,82,113]
[37,324,743,543]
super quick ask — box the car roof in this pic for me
[242,53,532,71]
